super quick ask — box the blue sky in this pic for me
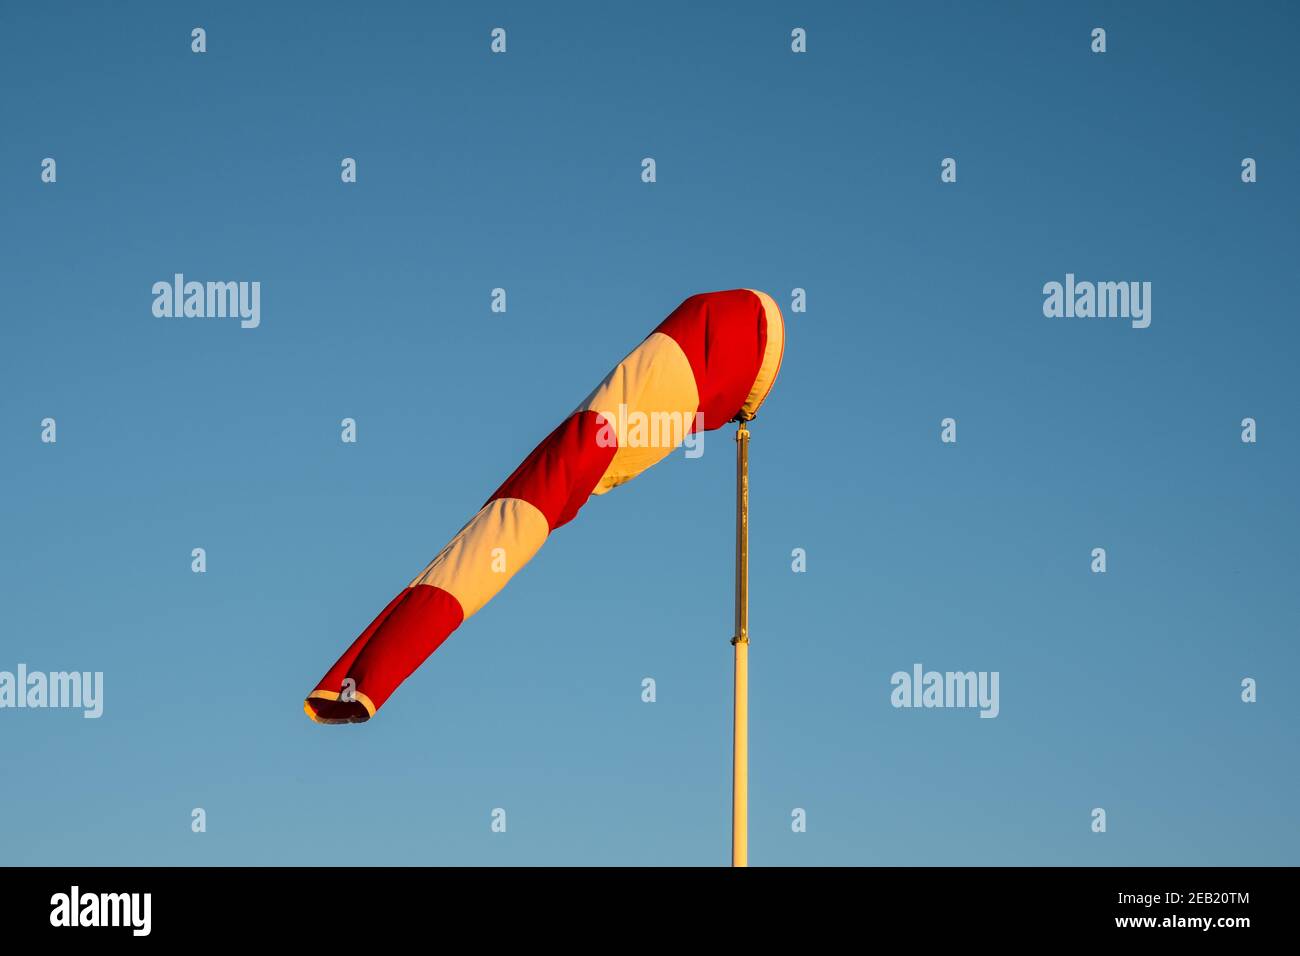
[1,1,1297,865]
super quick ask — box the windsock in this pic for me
[305,289,785,723]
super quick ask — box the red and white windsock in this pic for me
[305,289,785,723]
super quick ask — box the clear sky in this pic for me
[2,1,1297,866]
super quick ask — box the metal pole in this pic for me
[732,418,750,867]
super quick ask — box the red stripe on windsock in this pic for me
[486,409,617,531]
[306,584,464,722]
[653,289,769,429]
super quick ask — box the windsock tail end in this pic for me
[304,691,375,724]
[303,584,465,726]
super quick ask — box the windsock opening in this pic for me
[304,690,375,724]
